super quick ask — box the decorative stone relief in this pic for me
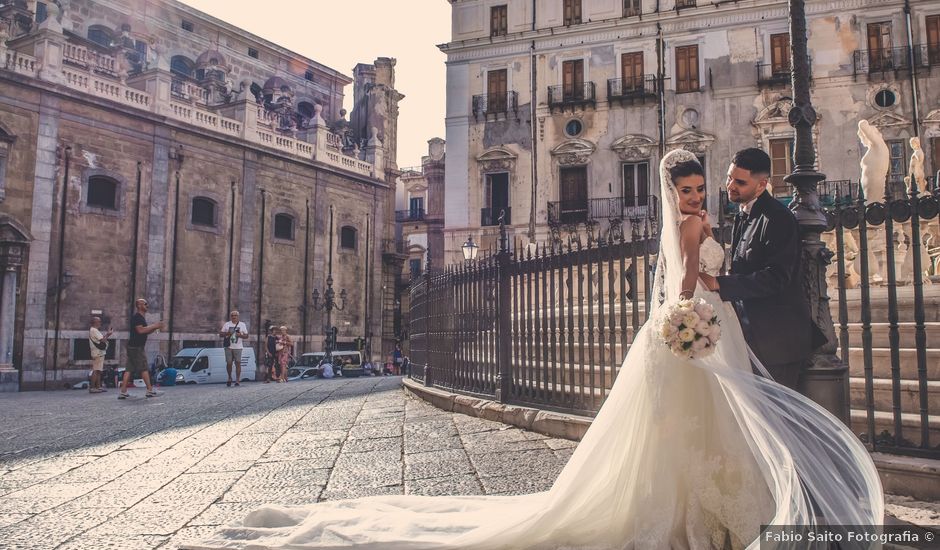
[665,129,715,155]
[476,146,517,173]
[550,139,595,166]
[610,134,656,162]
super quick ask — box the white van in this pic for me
[170,347,257,384]
[297,351,364,377]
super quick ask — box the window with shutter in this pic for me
[491,5,508,37]
[676,45,699,93]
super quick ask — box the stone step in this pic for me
[839,322,938,349]
[850,408,940,448]
[848,348,940,380]
[850,377,940,415]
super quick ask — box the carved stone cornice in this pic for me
[665,130,715,155]
[476,146,518,173]
[550,139,595,166]
[610,134,656,162]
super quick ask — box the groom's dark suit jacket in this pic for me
[716,191,823,385]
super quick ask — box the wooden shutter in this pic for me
[676,45,699,92]
[927,15,940,64]
[563,60,584,99]
[621,52,643,91]
[769,139,793,192]
[487,69,507,111]
[491,6,507,37]
[770,33,790,74]
[868,22,891,70]
[564,0,582,25]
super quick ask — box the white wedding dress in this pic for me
[192,152,883,550]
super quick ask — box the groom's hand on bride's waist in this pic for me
[699,272,720,291]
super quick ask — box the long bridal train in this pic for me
[189,280,882,550]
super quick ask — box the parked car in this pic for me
[170,347,257,384]
[286,366,320,381]
[297,351,364,377]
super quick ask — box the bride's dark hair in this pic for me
[667,158,704,184]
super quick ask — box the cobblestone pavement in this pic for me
[0,377,576,549]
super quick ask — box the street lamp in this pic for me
[461,235,479,262]
[786,0,848,423]
[311,274,347,358]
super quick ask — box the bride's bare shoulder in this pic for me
[678,214,703,232]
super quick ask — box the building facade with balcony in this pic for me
[440,0,940,265]
[0,0,404,390]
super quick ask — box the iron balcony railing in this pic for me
[756,63,790,87]
[548,82,596,110]
[395,208,425,223]
[472,91,519,119]
[607,75,658,103]
[548,196,658,226]
[382,238,405,255]
[675,0,696,8]
[852,46,932,76]
[481,207,511,227]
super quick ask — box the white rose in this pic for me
[669,310,686,327]
[678,328,696,343]
[692,337,708,351]
[694,321,711,336]
[683,312,700,327]
[694,302,713,320]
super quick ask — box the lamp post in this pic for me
[311,275,347,358]
[311,205,346,360]
[461,235,479,263]
[786,0,849,423]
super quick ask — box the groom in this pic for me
[699,148,823,390]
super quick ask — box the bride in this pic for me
[192,150,883,550]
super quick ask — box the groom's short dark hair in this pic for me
[731,148,771,177]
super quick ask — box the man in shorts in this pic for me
[88,316,112,393]
[120,298,164,399]
[219,310,248,386]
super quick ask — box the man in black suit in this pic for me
[699,148,821,391]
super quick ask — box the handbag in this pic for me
[92,339,108,351]
[275,342,284,352]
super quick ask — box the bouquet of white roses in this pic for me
[659,297,721,359]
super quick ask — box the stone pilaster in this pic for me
[20,93,60,389]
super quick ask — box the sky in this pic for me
[180,0,451,169]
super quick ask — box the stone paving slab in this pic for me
[0,377,575,549]
[0,376,932,549]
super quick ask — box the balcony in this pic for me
[471,91,518,120]
[548,82,596,112]
[395,208,426,223]
[481,207,511,227]
[852,46,931,78]
[607,75,658,105]
[675,0,696,8]
[756,64,790,87]
[548,196,658,226]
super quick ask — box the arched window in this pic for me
[191,197,217,227]
[170,55,195,78]
[297,102,315,119]
[87,25,113,48]
[87,175,118,210]
[340,226,357,250]
[273,213,295,241]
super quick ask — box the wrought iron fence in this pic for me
[411,185,939,458]
[409,215,658,416]
[853,46,932,76]
[756,63,790,87]
[826,184,940,458]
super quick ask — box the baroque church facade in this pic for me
[0,0,404,390]
[439,0,940,264]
